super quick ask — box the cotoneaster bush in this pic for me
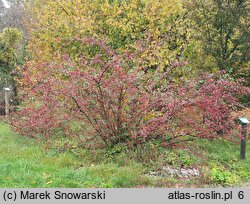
[9,38,250,149]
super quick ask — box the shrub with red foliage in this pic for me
[9,38,250,148]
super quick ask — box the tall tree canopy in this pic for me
[0,27,22,87]
[186,0,249,74]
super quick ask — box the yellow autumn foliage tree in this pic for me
[25,0,193,75]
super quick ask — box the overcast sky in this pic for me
[1,0,10,8]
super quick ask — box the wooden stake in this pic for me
[4,88,10,116]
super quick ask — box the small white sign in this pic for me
[3,87,10,91]
[239,117,250,124]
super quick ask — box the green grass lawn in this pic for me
[0,122,149,188]
[0,121,250,188]
[196,138,250,187]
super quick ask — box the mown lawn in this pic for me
[0,122,149,188]
[0,121,250,188]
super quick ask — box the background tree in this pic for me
[0,28,22,83]
[185,0,250,105]
[25,0,194,80]
[0,28,22,113]
[185,0,249,73]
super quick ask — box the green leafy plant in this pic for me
[210,165,240,186]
